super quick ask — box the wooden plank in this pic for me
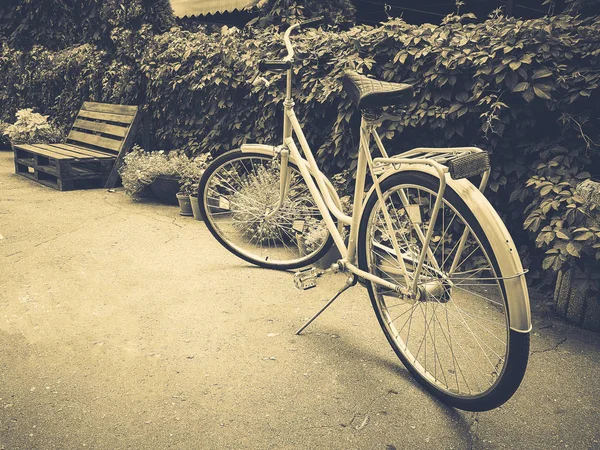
[64,165,106,180]
[72,119,128,138]
[13,144,20,174]
[50,144,116,159]
[34,144,98,160]
[82,102,138,116]
[16,158,58,176]
[78,110,134,125]
[16,170,61,190]
[13,144,77,160]
[67,131,122,152]
[104,110,141,188]
[15,142,104,161]
[16,158,106,180]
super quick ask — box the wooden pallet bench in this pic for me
[13,102,140,191]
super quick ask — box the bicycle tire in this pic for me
[357,171,529,411]
[199,149,334,270]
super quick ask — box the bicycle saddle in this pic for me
[343,70,413,111]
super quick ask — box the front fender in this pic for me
[240,143,278,156]
[365,164,531,333]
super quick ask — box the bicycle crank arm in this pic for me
[293,262,344,290]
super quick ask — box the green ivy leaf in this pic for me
[512,82,529,92]
[542,255,556,270]
[533,85,551,100]
[566,242,582,257]
[532,69,552,80]
[522,88,535,102]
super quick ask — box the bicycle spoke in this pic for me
[203,154,331,266]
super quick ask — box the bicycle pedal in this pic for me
[294,267,324,290]
[448,152,490,179]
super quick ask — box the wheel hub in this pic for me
[418,280,452,303]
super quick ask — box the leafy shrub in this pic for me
[179,153,211,195]
[298,217,329,255]
[1,10,599,283]
[523,141,599,274]
[0,0,175,50]
[119,146,189,197]
[251,0,356,28]
[3,108,65,145]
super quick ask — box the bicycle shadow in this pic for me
[296,323,475,429]
[220,264,474,431]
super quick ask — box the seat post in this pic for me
[345,114,375,264]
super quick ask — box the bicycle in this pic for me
[198,17,531,412]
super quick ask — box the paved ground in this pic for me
[0,150,599,450]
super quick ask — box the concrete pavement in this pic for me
[0,150,599,449]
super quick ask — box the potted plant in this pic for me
[180,153,211,220]
[176,190,193,216]
[120,146,189,205]
[3,108,65,148]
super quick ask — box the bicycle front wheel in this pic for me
[199,150,334,270]
[358,171,529,411]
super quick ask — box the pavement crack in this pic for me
[102,195,125,211]
[530,337,568,355]
[93,211,119,221]
[302,424,339,431]
[34,234,62,247]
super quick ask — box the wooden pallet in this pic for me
[13,102,140,191]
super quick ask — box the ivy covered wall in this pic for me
[0,8,599,283]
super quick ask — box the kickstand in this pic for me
[295,275,358,335]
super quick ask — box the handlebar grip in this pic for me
[299,16,325,30]
[258,59,293,72]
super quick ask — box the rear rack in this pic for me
[372,146,490,181]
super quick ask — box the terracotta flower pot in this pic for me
[176,192,193,216]
[189,194,203,221]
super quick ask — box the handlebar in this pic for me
[258,16,325,73]
[258,59,293,72]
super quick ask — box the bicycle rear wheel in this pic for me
[358,171,529,411]
[199,150,334,270]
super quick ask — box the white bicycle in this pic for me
[198,17,531,411]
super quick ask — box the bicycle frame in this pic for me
[240,22,531,333]
[243,23,493,298]
[280,106,492,296]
